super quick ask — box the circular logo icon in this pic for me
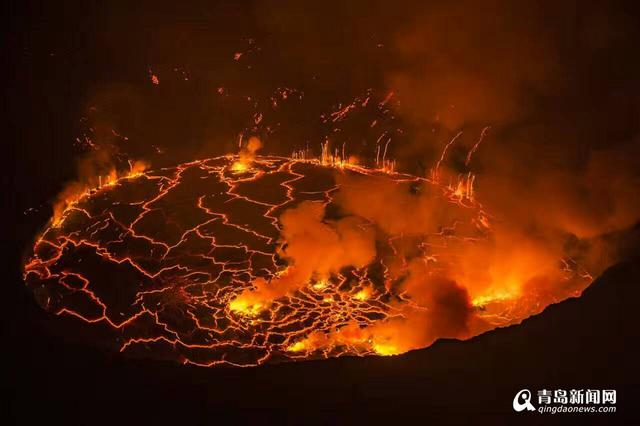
[513,389,536,412]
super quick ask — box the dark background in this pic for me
[4,1,640,424]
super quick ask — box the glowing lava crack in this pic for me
[23,156,589,367]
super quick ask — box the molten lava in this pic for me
[23,154,591,366]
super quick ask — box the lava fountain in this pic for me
[23,155,591,367]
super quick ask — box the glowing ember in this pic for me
[23,155,591,366]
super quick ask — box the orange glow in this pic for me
[353,287,372,301]
[286,341,308,352]
[25,154,595,367]
[229,298,264,317]
[372,341,400,356]
[230,161,249,172]
[312,279,329,290]
[51,160,149,228]
[230,136,262,173]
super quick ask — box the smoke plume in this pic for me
[230,200,376,313]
